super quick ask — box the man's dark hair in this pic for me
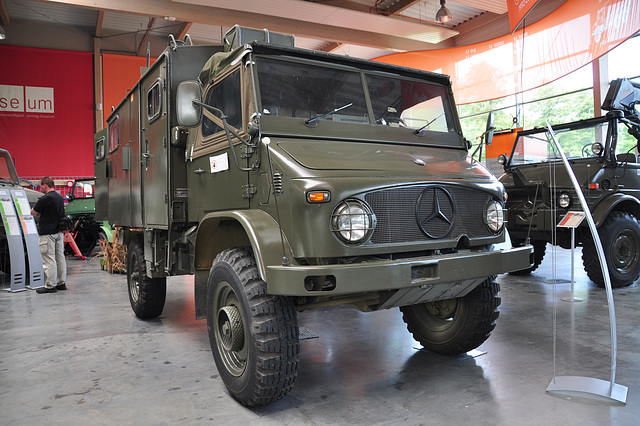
[40,176,54,188]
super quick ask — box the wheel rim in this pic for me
[611,230,640,274]
[213,280,248,377]
[424,298,459,331]
[129,251,140,303]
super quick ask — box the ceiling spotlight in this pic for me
[435,0,453,24]
[0,25,6,40]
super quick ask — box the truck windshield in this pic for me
[256,56,454,132]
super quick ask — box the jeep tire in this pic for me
[400,276,500,355]
[582,211,640,288]
[127,236,166,319]
[206,247,299,407]
[509,240,546,275]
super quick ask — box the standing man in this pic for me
[31,177,67,294]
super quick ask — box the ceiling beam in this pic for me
[137,17,156,56]
[318,41,341,53]
[384,0,420,15]
[30,0,451,52]
[176,22,192,41]
[0,0,10,26]
[95,10,103,37]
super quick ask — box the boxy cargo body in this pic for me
[95,27,532,407]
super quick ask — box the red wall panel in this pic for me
[0,45,94,179]
[102,54,155,129]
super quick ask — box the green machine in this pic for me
[95,25,533,407]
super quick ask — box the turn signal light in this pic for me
[307,191,331,203]
[589,183,599,189]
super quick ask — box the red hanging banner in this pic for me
[508,0,543,33]
[375,0,640,104]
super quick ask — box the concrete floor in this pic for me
[1,245,640,425]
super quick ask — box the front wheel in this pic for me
[400,277,500,355]
[582,211,640,288]
[127,236,166,319]
[206,247,299,407]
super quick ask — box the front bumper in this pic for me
[266,245,533,299]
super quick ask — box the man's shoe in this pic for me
[36,287,57,294]
[56,284,67,290]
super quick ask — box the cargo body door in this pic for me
[141,59,169,228]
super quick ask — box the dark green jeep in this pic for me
[498,78,640,288]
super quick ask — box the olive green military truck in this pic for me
[95,26,533,407]
[498,78,640,288]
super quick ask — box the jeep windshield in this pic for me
[69,179,95,199]
[509,121,608,166]
[508,118,638,166]
[255,55,461,147]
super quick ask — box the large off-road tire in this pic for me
[400,277,500,355]
[127,237,166,319]
[509,240,546,275]
[75,229,98,256]
[206,247,299,407]
[582,211,640,288]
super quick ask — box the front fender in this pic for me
[194,210,292,280]
[99,222,114,243]
[591,194,640,227]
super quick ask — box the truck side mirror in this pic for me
[485,112,495,146]
[176,81,202,127]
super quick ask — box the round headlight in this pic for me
[485,200,504,233]
[331,199,375,244]
[591,142,603,156]
[558,192,571,208]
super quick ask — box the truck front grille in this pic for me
[365,185,494,245]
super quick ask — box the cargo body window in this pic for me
[147,79,163,123]
[95,137,105,161]
[202,70,242,138]
[108,118,119,153]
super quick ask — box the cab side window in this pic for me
[202,70,242,138]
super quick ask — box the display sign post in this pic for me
[544,124,627,404]
[11,189,44,289]
[557,212,585,303]
[0,189,27,292]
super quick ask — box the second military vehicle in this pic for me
[95,26,533,406]
[498,78,640,288]
[64,178,113,256]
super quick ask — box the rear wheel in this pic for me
[127,237,166,319]
[206,247,299,407]
[400,277,500,355]
[582,211,640,288]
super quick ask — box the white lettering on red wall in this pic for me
[0,84,54,114]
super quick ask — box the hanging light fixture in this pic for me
[435,0,453,24]
[0,25,6,40]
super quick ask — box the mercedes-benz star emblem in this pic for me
[415,186,455,239]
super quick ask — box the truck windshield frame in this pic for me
[254,55,459,144]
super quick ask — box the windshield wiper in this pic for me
[304,102,353,125]
[414,112,445,135]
